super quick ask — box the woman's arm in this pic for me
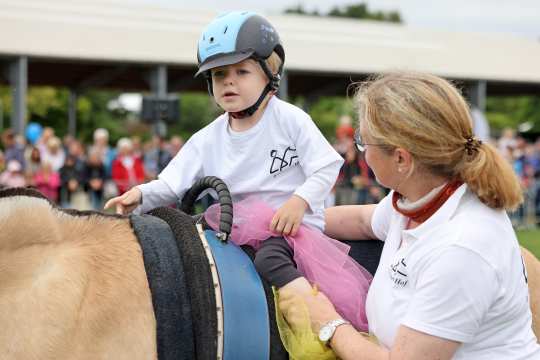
[280,290,460,360]
[329,322,459,360]
[324,204,377,240]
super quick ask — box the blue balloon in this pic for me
[25,122,43,145]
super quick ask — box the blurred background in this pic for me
[0,0,539,251]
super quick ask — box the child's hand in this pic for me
[104,187,142,215]
[270,195,308,236]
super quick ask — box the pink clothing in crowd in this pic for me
[33,170,61,202]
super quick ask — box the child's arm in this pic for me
[106,137,204,215]
[137,138,204,214]
[270,194,308,236]
[270,162,341,236]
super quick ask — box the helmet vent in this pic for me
[209,36,215,43]
[223,26,228,34]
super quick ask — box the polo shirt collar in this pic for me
[403,183,468,240]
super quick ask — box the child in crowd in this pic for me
[105,12,371,331]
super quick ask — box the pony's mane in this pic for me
[0,187,125,219]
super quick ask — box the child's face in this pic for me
[211,59,268,113]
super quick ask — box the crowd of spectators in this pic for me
[1,122,540,228]
[0,126,183,210]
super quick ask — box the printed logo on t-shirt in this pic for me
[389,257,408,288]
[270,146,299,176]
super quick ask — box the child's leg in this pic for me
[253,237,312,294]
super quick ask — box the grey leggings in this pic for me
[253,237,302,288]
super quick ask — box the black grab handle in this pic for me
[180,176,233,241]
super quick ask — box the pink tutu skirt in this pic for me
[204,198,372,331]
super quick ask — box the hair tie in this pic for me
[464,136,482,156]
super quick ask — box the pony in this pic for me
[0,184,539,360]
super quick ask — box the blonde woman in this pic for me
[280,72,539,359]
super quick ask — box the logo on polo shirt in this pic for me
[269,146,299,176]
[389,257,408,288]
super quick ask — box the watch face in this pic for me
[319,326,333,342]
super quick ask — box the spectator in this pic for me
[41,136,66,172]
[497,127,517,161]
[168,135,184,156]
[333,123,357,205]
[59,155,86,207]
[0,160,26,188]
[88,128,116,177]
[33,162,61,203]
[25,146,42,186]
[335,139,360,205]
[36,127,55,157]
[85,150,106,210]
[111,137,144,195]
[1,128,26,171]
[0,149,5,173]
[144,135,173,180]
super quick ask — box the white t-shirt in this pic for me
[136,96,343,231]
[367,184,540,359]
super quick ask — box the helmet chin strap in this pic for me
[229,83,274,119]
[229,59,281,120]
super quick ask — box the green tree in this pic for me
[486,96,540,135]
[168,92,222,141]
[300,96,356,140]
[284,2,402,23]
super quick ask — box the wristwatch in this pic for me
[318,318,351,344]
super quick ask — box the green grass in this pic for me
[517,228,540,258]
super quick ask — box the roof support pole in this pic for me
[68,89,77,137]
[150,64,168,97]
[278,69,288,101]
[149,65,168,137]
[9,56,28,135]
[467,80,490,141]
[468,80,487,112]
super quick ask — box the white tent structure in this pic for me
[1,0,540,133]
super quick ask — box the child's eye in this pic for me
[237,69,250,75]
[212,70,224,78]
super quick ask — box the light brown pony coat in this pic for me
[0,196,156,360]
[0,194,538,359]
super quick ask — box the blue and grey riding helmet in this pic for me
[195,11,285,82]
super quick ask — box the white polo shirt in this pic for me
[366,184,540,359]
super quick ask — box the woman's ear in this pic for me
[394,147,413,173]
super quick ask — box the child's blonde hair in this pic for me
[265,52,283,76]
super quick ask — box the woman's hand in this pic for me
[270,195,308,236]
[279,287,341,335]
[104,187,142,215]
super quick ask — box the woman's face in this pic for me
[359,121,397,189]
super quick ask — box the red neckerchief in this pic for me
[392,180,463,224]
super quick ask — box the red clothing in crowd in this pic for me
[111,155,145,194]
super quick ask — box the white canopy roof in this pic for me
[1,0,540,84]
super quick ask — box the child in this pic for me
[105,12,370,330]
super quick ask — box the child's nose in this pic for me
[223,72,235,84]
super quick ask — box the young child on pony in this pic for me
[105,11,372,335]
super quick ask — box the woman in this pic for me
[280,72,539,359]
